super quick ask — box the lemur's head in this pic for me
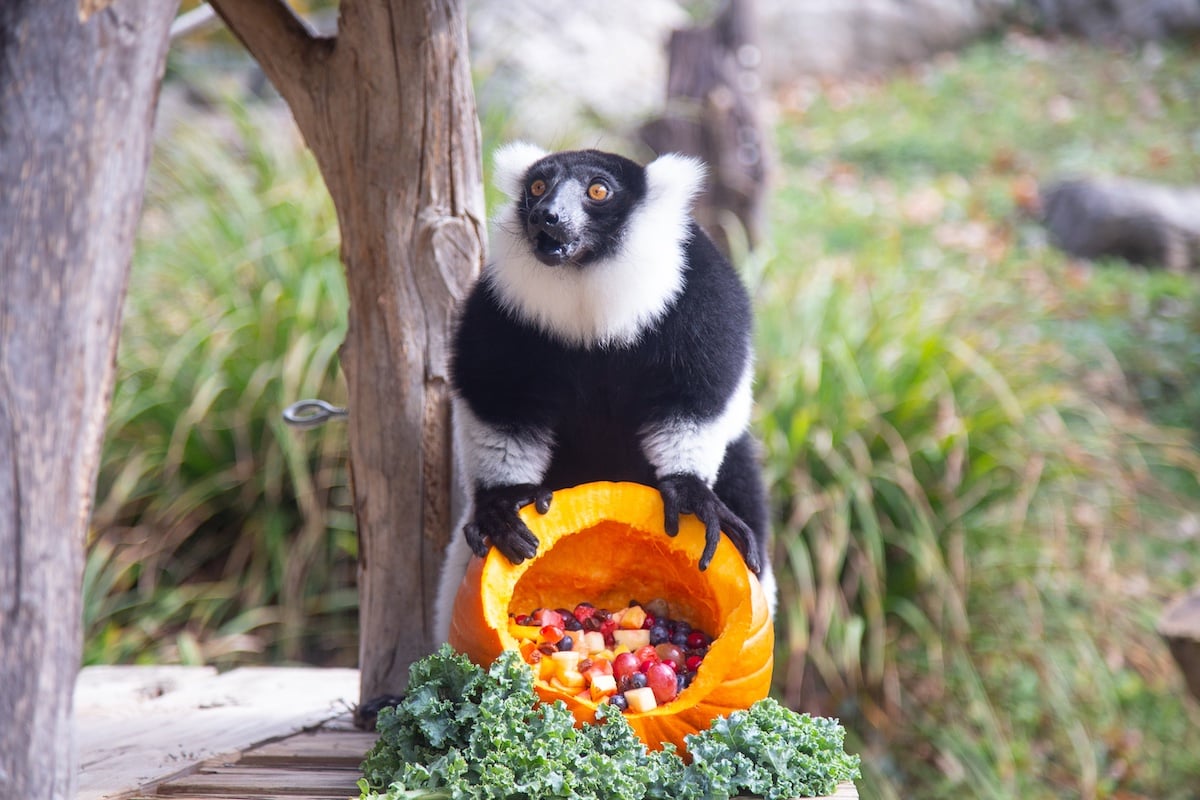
[487,143,705,348]
[504,148,648,267]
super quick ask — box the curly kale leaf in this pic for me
[681,697,862,799]
[360,645,488,793]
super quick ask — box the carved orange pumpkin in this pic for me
[448,481,774,754]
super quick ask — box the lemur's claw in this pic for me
[658,473,762,574]
[465,484,552,564]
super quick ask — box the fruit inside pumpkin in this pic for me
[448,481,773,753]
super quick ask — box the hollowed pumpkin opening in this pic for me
[448,481,773,754]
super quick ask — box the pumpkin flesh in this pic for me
[448,481,773,754]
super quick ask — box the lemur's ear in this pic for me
[644,153,706,212]
[493,142,549,199]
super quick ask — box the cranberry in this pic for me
[685,654,704,672]
[573,602,597,622]
[686,630,710,650]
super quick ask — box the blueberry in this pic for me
[563,616,583,632]
[557,635,574,651]
[649,625,670,645]
[670,630,690,648]
[628,672,647,690]
[608,694,629,712]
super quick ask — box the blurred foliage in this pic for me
[87,100,356,667]
[89,25,1200,800]
[762,33,1200,799]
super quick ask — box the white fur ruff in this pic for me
[487,149,706,349]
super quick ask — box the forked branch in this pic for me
[208,0,333,126]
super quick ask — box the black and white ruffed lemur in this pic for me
[434,143,776,640]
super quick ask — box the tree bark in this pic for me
[209,0,485,708]
[0,0,176,797]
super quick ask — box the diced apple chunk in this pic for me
[623,686,658,713]
[583,630,606,654]
[612,629,650,650]
[589,673,617,700]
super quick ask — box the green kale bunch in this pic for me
[678,699,861,799]
[359,645,859,800]
[360,645,669,800]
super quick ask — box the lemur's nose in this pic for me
[529,206,559,227]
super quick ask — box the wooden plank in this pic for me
[76,666,360,800]
[155,766,359,796]
[241,732,380,768]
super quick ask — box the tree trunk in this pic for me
[209,0,485,709]
[0,0,176,797]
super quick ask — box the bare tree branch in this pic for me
[208,0,333,127]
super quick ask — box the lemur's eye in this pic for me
[588,183,610,201]
[529,179,547,197]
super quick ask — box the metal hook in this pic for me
[283,399,348,429]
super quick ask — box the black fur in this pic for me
[450,150,769,576]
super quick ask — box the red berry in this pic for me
[685,654,704,672]
[642,613,656,630]
[686,630,709,650]
[573,602,597,622]
[638,659,657,674]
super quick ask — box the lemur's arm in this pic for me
[452,397,554,562]
[638,351,761,574]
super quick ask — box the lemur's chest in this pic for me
[541,355,658,489]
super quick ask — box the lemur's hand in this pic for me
[464,484,553,563]
[658,473,761,574]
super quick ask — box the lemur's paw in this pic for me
[464,484,553,563]
[658,473,762,574]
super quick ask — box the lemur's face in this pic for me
[515,150,648,267]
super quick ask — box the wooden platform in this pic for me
[77,666,858,800]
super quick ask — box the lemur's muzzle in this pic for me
[526,197,584,266]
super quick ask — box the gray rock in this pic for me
[1041,177,1200,272]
